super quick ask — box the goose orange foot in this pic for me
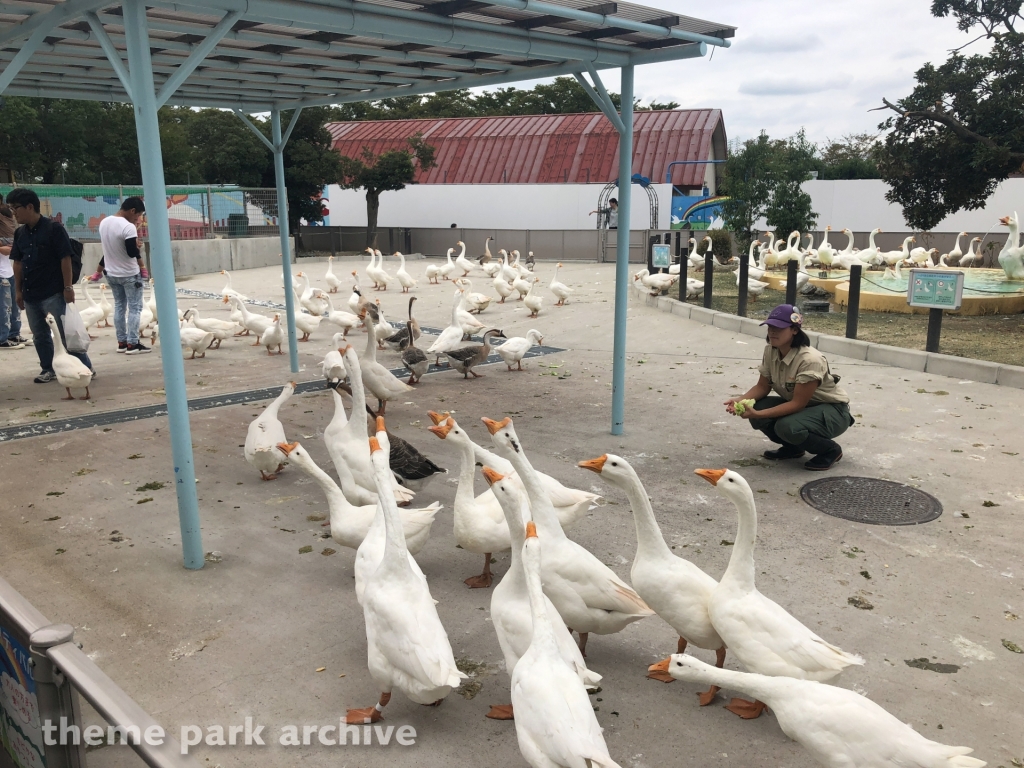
[345,707,383,724]
[486,704,514,720]
[724,698,767,719]
[698,686,721,706]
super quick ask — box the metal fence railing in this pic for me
[0,573,199,768]
[0,185,281,242]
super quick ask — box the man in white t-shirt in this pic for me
[98,197,150,354]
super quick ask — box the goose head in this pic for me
[427,410,451,426]
[578,452,636,490]
[694,467,753,506]
[483,467,526,523]
[648,654,716,684]
[276,441,308,466]
[526,329,544,344]
[482,416,522,455]
[428,416,476,450]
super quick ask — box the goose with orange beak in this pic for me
[429,418,510,588]
[649,654,985,768]
[483,417,653,657]
[243,381,294,480]
[695,468,864,719]
[324,346,415,506]
[426,412,602,528]
[359,308,413,415]
[346,437,465,725]
[510,521,622,768]
[484,467,601,721]
[579,454,725,703]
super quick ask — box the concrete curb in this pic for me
[631,283,1024,390]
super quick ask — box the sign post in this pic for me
[651,243,671,271]
[907,269,965,353]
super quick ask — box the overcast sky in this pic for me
[507,1,977,147]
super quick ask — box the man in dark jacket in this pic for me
[7,188,94,382]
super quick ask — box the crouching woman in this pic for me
[724,304,854,471]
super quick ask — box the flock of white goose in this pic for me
[239,268,985,766]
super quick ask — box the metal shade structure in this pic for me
[1,0,733,569]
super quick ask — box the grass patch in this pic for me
[136,481,164,492]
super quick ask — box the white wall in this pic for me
[755,178,1024,233]
[323,183,672,231]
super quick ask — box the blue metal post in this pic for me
[123,0,203,570]
[272,108,300,373]
[611,65,633,435]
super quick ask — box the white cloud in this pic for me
[738,75,851,97]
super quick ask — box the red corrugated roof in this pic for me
[326,110,725,187]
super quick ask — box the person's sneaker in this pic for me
[805,447,843,471]
[0,339,25,350]
[86,270,103,282]
[125,342,151,355]
[763,445,806,460]
[117,341,128,353]
[34,370,57,383]
[11,335,29,344]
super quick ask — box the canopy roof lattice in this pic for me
[1,0,733,111]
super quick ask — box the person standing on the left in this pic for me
[7,188,94,383]
[0,202,26,349]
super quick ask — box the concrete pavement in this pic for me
[1,260,1021,767]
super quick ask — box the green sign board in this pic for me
[651,244,671,269]
[907,269,965,310]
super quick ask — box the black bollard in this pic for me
[737,245,749,317]
[703,250,714,309]
[925,308,943,353]
[846,264,862,339]
[676,232,688,302]
[785,259,798,306]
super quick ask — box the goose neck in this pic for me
[722,489,757,589]
[499,444,563,538]
[523,543,559,653]
[302,455,357,527]
[363,314,377,361]
[455,441,479,509]
[620,470,674,561]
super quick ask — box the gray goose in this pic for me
[401,321,429,384]
[443,328,506,378]
[384,296,422,351]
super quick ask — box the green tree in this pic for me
[186,108,270,187]
[257,107,344,231]
[720,131,818,253]
[818,133,881,180]
[337,134,437,247]
[876,1,1024,230]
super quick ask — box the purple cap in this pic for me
[761,304,803,328]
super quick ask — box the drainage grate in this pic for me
[800,476,943,526]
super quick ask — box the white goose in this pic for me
[359,311,413,415]
[364,248,382,289]
[45,314,92,400]
[259,314,285,355]
[219,270,248,301]
[295,294,325,341]
[881,235,915,266]
[511,522,623,768]
[654,655,986,768]
[373,249,393,290]
[998,212,1024,278]
[632,268,678,296]
[523,277,543,318]
[835,228,872,270]
[244,382,293,480]
[183,308,236,348]
[427,291,467,365]
[947,231,967,267]
[776,230,802,265]
[428,418,512,588]
[294,273,326,316]
[439,248,458,281]
[485,468,601,721]
[454,277,492,313]
[499,249,519,283]
[512,272,533,301]
[455,288,486,337]
[225,296,272,344]
[696,468,864,719]
[424,260,442,284]
[97,283,113,327]
[742,240,767,281]
[493,273,514,303]
[959,237,982,268]
[344,436,464,725]
[484,417,653,656]
[370,300,396,349]
[324,255,343,293]
[319,292,360,336]
[279,439,438,553]
[817,225,835,269]
[331,344,416,505]
[394,251,417,292]
[428,412,601,529]
[496,329,543,371]
[580,455,725,702]
[348,272,369,315]
[548,262,573,306]
[454,240,474,276]
[178,318,215,360]
[77,281,105,332]
[684,277,705,299]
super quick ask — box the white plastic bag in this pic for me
[63,304,91,353]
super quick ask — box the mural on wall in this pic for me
[0,627,44,768]
[0,187,277,241]
[671,194,729,230]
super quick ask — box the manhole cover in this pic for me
[800,476,942,526]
